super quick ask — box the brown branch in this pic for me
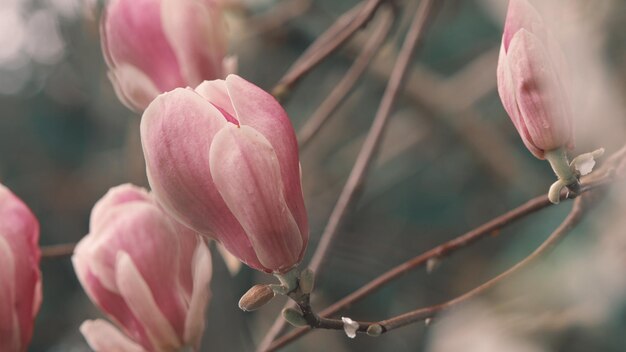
[297,8,394,148]
[266,146,626,350]
[312,194,587,336]
[41,243,76,259]
[257,1,438,350]
[266,196,588,350]
[272,0,386,99]
[375,195,588,332]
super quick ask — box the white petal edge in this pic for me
[109,64,160,112]
[80,319,146,352]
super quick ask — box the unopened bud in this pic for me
[366,324,383,337]
[299,268,315,294]
[238,284,275,312]
[282,308,308,327]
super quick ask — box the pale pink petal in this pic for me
[216,243,242,276]
[161,0,227,86]
[90,203,188,336]
[183,243,212,348]
[507,30,572,152]
[141,87,229,236]
[102,0,183,91]
[73,249,153,348]
[225,75,309,247]
[116,252,182,351]
[176,230,203,301]
[141,88,266,271]
[0,236,20,352]
[80,319,146,352]
[496,42,544,158]
[108,65,161,111]
[502,0,544,51]
[222,56,238,76]
[90,184,152,237]
[209,124,303,272]
[194,79,235,117]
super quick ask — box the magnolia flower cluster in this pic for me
[73,0,309,349]
[0,0,603,349]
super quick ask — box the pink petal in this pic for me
[107,65,161,111]
[194,79,236,117]
[496,42,544,158]
[90,184,152,237]
[507,30,572,152]
[141,88,266,271]
[0,236,20,352]
[73,246,153,349]
[209,124,303,272]
[225,75,309,248]
[502,0,544,51]
[102,0,183,91]
[0,184,41,350]
[80,319,146,352]
[116,252,182,351]
[161,0,227,86]
[176,231,203,301]
[183,242,212,348]
[92,203,188,334]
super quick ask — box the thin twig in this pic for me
[267,146,626,350]
[272,0,386,99]
[266,196,587,350]
[297,8,394,148]
[41,243,76,259]
[258,1,438,350]
[375,195,588,332]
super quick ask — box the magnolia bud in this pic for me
[141,74,309,274]
[496,0,573,159]
[238,284,275,312]
[282,308,308,327]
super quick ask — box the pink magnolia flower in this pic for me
[0,183,41,352]
[101,0,231,111]
[496,0,573,159]
[141,74,308,274]
[73,184,212,352]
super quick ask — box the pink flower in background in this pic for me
[141,74,308,274]
[101,0,231,111]
[73,184,212,352]
[0,183,42,352]
[496,0,573,159]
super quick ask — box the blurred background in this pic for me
[1,0,626,351]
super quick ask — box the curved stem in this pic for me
[545,148,578,186]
